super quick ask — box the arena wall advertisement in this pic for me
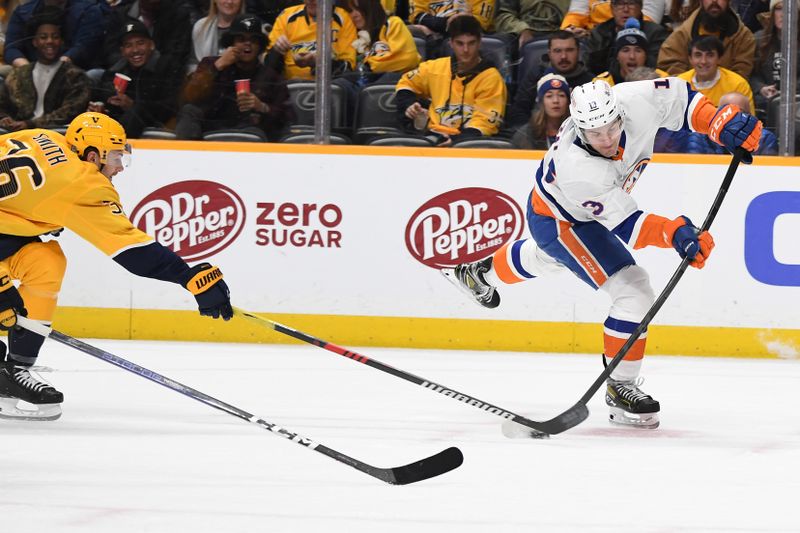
[51,142,800,358]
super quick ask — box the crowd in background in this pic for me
[0,0,792,153]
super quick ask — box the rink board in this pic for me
[46,142,800,358]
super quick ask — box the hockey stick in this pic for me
[540,148,747,434]
[234,307,553,437]
[15,316,463,485]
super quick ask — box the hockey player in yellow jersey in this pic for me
[395,15,506,146]
[0,113,233,421]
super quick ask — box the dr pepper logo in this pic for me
[130,180,245,261]
[405,187,524,268]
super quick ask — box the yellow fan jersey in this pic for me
[0,129,152,257]
[363,16,421,74]
[268,4,358,80]
[396,56,506,136]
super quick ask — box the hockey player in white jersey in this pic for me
[443,78,762,429]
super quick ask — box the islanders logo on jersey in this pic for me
[405,188,525,269]
[130,180,245,261]
[622,158,650,193]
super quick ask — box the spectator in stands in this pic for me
[494,0,571,51]
[511,73,569,149]
[677,35,755,112]
[0,6,89,131]
[624,66,690,152]
[90,19,183,138]
[3,0,109,69]
[176,14,292,141]
[751,0,797,114]
[507,30,593,128]
[593,20,668,85]
[265,0,356,80]
[1,1,27,76]
[666,0,699,29]
[686,91,777,153]
[736,0,770,33]
[658,0,756,77]
[560,0,666,38]
[586,0,667,75]
[188,0,245,74]
[395,15,506,146]
[409,0,496,35]
[102,0,193,71]
[246,0,297,27]
[346,0,420,85]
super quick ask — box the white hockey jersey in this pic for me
[531,78,714,248]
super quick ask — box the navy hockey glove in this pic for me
[0,274,27,330]
[666,216,715,269]
[181,263,233,320]
[708,104,762,164]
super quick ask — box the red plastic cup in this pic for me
[113,73,131,94]
[235,78,251,94]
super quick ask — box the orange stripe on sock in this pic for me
[493,242,526,284]
[558,221,607,286]
[604,333,646,361]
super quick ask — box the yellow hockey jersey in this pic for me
[410,0,496,32]
[0,129,152,257]
[363,16,421,74]
[396,56,506,136]
[268,4,357,80]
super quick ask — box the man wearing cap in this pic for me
[586,0,667,75]
[176,14,293,141]
[90,19,183,138]
[101,0,192,71]
[593,19,669,85]
[658,0,755,78]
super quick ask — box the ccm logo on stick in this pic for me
[745,191,800,286]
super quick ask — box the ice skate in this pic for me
[0,365,63,421]
[441,256,500,309]
[606,378,660,429]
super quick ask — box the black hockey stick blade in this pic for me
[16,316,464,485]
[380,446,464,485]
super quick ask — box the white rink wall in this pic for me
[50,144,800,352]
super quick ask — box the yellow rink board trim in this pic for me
[45,307,800,360]
[129,139,800,167]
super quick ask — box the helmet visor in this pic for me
[107,143,132,168]
[582,117,622,145]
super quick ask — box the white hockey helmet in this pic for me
[569,80,623,142]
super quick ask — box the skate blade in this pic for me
[608,407,659,429]
[501,419,550,439]
[440,268,499,309]
[0,398,62,421]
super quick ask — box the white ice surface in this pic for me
[2,340,799,532]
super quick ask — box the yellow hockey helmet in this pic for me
[65,112,129,164]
